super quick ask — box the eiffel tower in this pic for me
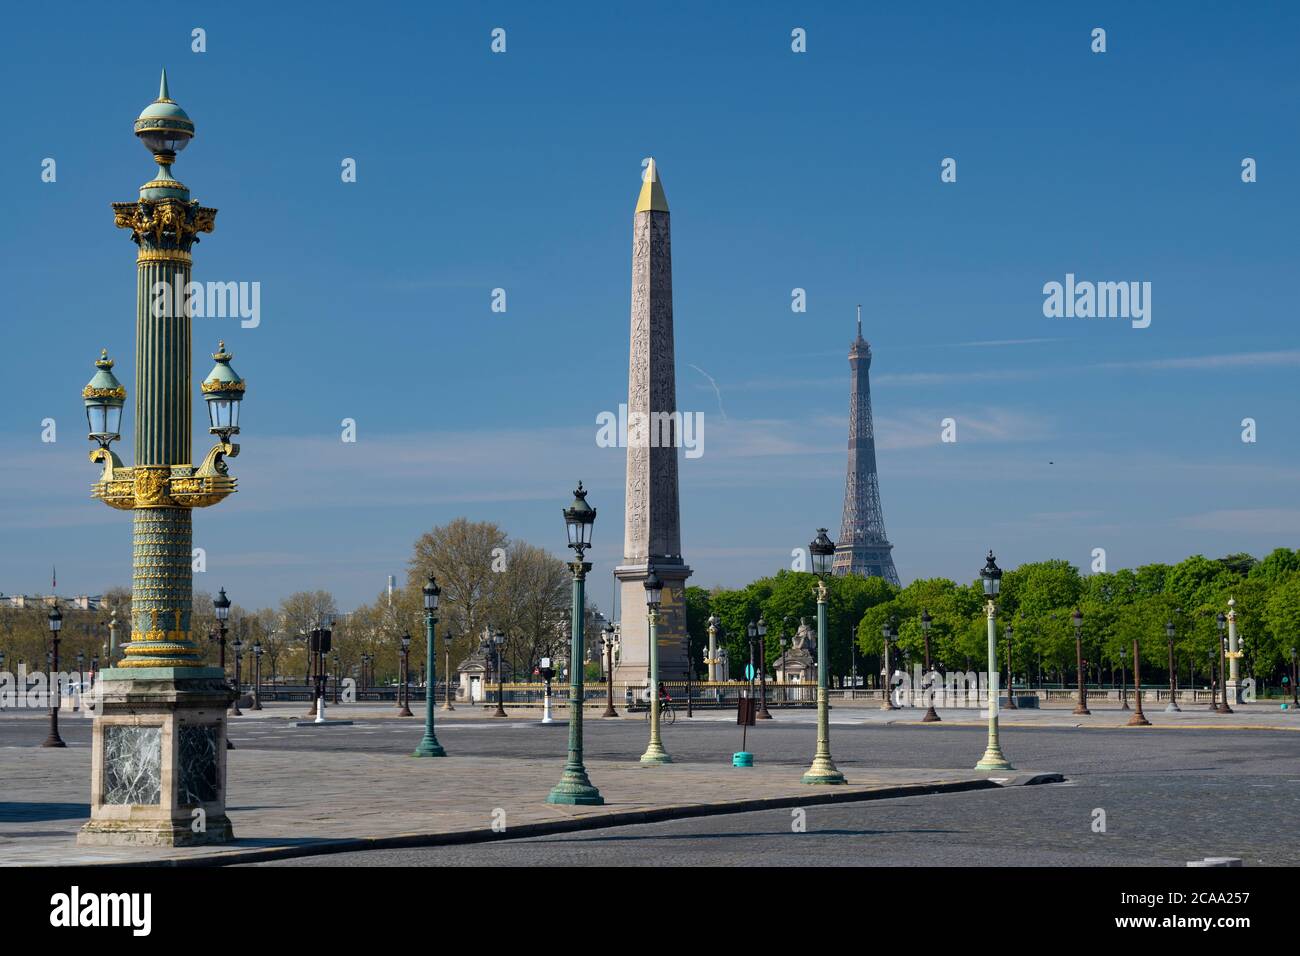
[832,306,899,585]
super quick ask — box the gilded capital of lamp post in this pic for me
[78,72,243,846]
[547,483,604,805]
[802,529,845,785]
[975,551,1014,771]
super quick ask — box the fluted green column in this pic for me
[547,560,603,804]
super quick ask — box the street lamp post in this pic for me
[214,588,231,711]
[640,569,671,764]
[1071,608,1090,716]
[414,575,446,757]
[601,623,619,718]
[442,632,455,711]
[920,609,940,722]
[1127,637,1150,726]
[755,617,771,719]
[975,551,1014,771]
[398,633,413,717]
[1164,621,1179,713]
[1004,623,1017,710]
[252,641,263,710]
[779,633,789,705]
[1119,646,1129,710]
[1291,647,1298,710]
[706,614,719,684]
[547,482,604,805]
[42,605,66,748]
[802,529,845,785]
[880,622,898,711]
[491,631,507,717]
[1208,647,1218,713]
[1215,612,1233,714]
[230,635,244,716]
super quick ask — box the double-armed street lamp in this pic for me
[640,569,671,764]
[413,575,446,757]
[42,605,66,748]
[601,622,619,718]
[1215,612,1233,714]
[880,621,899,711]
[1004,623,1017,710]
[802,529,845,785]
[920,609,940,722]
[397,633,413,717]
[547,482,604,805]
[975,551,1013,771]
[1071,608,1090,716]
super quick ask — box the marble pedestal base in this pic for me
[78,667,235,847]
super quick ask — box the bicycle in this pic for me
[643,697,676,725]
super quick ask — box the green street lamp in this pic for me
[42,604,66,749]
[83,349,126,451]
[548,482,604,805]
[490,630,508,717]
[1071,608,1090,716]
[1004,623,1017,710]
[755,616,772,719]
[1290,646,1297,710]
[1164,621,1180,712]
[802,528,845,785]
[920,609,940,722]
[413,575,447,757]
[640,568,672,764]
[975,551,1013,771]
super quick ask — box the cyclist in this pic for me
[658,681,671,703]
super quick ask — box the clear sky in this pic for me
[2,1,1297,614]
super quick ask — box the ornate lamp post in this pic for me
[42,605,67,748]
[442,632,455,711]
[1215,612,1233,714]
[706,614,720,683]
[640,569,671,764]
[1208,647,1218,712]
[413,575,446,757]
[880,621,898,711]
[213,587,231,702]
[230,634,244,716]
[920,609,940,722]
[1004,623,1017,710]
[755,616,772,719]
[1119,646,1129,710]
[1291,647,1298,710]
[1127,638,1150,726]
[491,630,507,717]
[1071,608,1090,716]
[252,641,263,710]
[547,482,603,804]
[779,633,789,705]
[975,551,1013,771]
[802,529,845,785]
[398,633,413,717]
[601,623,619,718]
[1164,621,1179,712]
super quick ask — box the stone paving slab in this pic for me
[0,744,1057,867]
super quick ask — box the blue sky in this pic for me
[2,1,1298,614]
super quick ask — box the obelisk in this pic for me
[614,159,692,690]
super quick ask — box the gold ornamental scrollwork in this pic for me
[133,467,172,507]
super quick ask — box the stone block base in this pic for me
[78,814,234,847]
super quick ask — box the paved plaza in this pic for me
[3,701,1296,866]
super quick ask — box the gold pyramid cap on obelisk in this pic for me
[636,157,669,213]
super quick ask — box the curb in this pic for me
[91,773,1062,868]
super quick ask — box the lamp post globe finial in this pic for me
[135,68,194,164]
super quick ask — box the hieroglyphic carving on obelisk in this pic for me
[614,158,692,687]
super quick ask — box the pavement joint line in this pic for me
[72,774,1063,868]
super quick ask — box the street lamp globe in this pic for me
[493,630,505,646]
[423,575,440,611]
[1216,612,1226,633]
[810,528,835,577]
[643,569,663,607]
[757,617,767,639]
[921,609,932,633]
[213,588,230,622]
[400,633,411,651]
[134,70,195,161]
[48,604,62,633]
[1166,621,1176,639]
[563,482,596,554]
[83,349,126,447]
[747,621,757,640]
[980,551,1002,599]
[1071,608,1083,630]
[201,342,245,439]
